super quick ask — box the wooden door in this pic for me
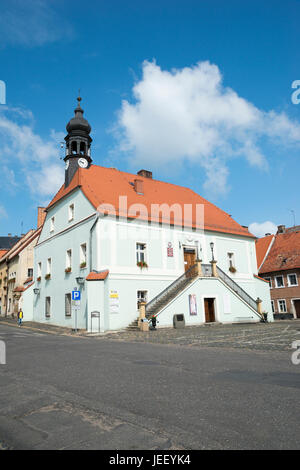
[204,298,216,323]
[184,249,196,273]
[294,300,300,319]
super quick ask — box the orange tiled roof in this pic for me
[255,235,274,269]
[47,166,254,238]
[86,270,109,281]
[0,250,8,259]
[259,230,300,274]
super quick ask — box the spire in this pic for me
[64,95,93,188]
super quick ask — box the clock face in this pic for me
[65,160,69,170]
[78,158,88,168]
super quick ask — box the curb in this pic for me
[0,321,80,337]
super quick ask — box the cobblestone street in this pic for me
[99,320,300,352]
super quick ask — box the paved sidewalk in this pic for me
[0,316,82,336]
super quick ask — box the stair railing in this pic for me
[145,264,198,315]
[216,266,258,312]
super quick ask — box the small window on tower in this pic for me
[80,142,86,155]
[71,141,77,155]
[69,204,74,221]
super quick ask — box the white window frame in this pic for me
[68,204,75,222]
[50,216,55,233]
[80,243,87,265]
[275,275,284,288]
[278,299,287,313]
[37,262,42,278]
[271,300,275,313]
[227,252,235,269]
[65,293,72,317]
[47,258,51,275]
[287,273,298,287]
[66,249,72,269]
[136,242,147,264]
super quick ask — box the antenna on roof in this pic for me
[290,209,296,227]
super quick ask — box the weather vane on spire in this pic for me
[77,89,82,105]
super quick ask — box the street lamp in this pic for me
[210,242,215,261]
[33,288,40,295]
[76,277,85,285]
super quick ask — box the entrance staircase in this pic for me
[126,262,262,330]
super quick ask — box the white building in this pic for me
[28,98,272,331]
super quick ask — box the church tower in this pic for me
[64,96,92,187]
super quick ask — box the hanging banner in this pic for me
[189,294,198,316]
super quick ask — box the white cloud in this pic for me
[0,0,73,47]
[249,221,277,238]
[0,108,64,198]
[116,60,300,195]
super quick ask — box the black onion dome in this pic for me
[66,97,91,134]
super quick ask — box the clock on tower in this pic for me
[64,96,93,187]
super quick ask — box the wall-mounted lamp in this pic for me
[210,242,215,261]
[76,277,85,285]
[33,288,40,295]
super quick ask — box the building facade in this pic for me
[30,98,272,331]
[256,225,300,319]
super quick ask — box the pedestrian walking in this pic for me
[18,309,23,327]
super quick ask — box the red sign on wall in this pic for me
[167,242,174,257]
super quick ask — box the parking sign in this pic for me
[72,291,81,301]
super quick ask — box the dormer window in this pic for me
[68,204,74,222]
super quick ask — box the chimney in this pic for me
[277,225,286,234]
[134,179,144,195]
[137,169,152,179]
[37,207,46,228]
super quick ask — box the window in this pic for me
[37,263,42,278]
[227,252,235,269]
[264,277,272,288]
[271,300,275,313]
[68,204,74,221]
[45,297,51,318]
[27,268,33,278]
[66,250,72,269]
[47,258,51,275]
[50,217,55,233]
[65,293,72,317]
[275,276,284,288]
[80,243,87,266]
[137,290,148,309]
[136,243,146,263]
[287,273,298,287]
[278,299,287,313]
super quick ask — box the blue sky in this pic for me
[0,0,299,238]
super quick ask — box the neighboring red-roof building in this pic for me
[255,235,275,270]
[257,226,300,319]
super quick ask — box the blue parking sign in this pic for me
[72,291,81,301]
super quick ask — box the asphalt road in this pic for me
[0,323,299,450]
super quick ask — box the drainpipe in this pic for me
[89,212,100,273]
